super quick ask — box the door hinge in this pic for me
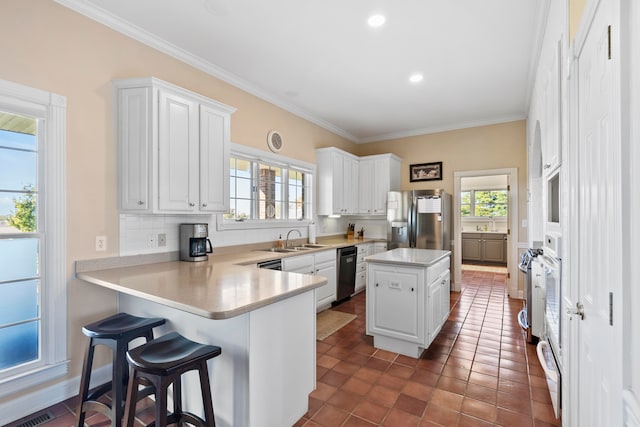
[608,25,612,60]
[507,228,511,235]
[507,272,511,279]
[507,184,511,191]
[609,291,613,325]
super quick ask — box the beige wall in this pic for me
[355,121,528,241]
[570,0,587,41]
[0,0,355,402]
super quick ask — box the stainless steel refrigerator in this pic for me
[387,190,451,250]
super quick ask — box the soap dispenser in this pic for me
[277,234,283,249]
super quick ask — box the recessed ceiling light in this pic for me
[409,73,424,83]
[367,14,386,28]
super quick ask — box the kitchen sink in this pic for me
[262,247,312,253]
[261,244,328,253]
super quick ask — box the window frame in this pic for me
[460,188,508,218]
[217,143,314,230]
[0,79,67,396]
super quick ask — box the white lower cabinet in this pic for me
[366,256,450,358]
[428,270,450,343]
[373,242,388,254]
[355,243,372,293]
[283,250,336,311]
[367,265,424,344]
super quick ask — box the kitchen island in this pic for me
[77,258,327,427]
[365,248,451,358]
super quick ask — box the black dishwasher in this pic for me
[257,259,282,270]
[334,246,357,305]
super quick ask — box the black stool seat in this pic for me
[82,312,166,339]
[76,313,165,427]
[123,332,222,427]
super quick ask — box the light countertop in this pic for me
[364,248,451,267]
[76,236,383,320]
[461,231,507,234]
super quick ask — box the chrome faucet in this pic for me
[286,229,302,248]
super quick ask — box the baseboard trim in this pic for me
[0,364,111,425]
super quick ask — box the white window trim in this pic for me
[461,188,509,219]
[0,79,68,396]
[217,143,315,231]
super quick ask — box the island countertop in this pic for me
[77,261,327,320]
[365,248,451,267]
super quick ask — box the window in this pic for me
[460,189,508,217]
[0,80,67,396]
[222,144,313,228]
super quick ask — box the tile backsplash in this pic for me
[119,214,389,256]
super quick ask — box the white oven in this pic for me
[536,232,562,419]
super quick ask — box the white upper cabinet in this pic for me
[317,147,401,216]
[114,77,235,214]
[117,86,151,211]
[541,39,563,174]
[359,154,401,215]
[316,147,360,215]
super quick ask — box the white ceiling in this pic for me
[56,0,547,143]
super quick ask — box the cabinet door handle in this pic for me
[411,287,414,292]
[189,202,195,207]
[202,203,208,207]
[137,200,144,205]
[375,283,379,287]
[544,163,552,169]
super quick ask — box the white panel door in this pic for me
[358,159,373,214]
[368,265,423,342]
[575,2,622,425]
[199,104,229,212]
[118,87,150,211]
[158,90,198,212]
[372,157,390,214]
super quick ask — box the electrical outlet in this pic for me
[96,236,107,251]
[158,233,166,247]
[147,234,156,247]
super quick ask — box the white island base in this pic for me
[119,290,315,427]
[372,334,428,359]
[365,248,451,359]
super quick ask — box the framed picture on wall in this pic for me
[409,162,443,182]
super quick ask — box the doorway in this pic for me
[453,168,519,297]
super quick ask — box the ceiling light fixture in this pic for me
[367,14,386,28]
[409,73,424,83]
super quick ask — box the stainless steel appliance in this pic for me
[536,232,562,419]
[518,247,543,343]
[387,190,451,251]
[179,223,213,262]
[257,259,282,270]
[335,246,357,304]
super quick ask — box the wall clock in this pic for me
[267,130,283,153]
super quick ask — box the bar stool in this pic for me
[76,312,166,427]
[123,332,222,427]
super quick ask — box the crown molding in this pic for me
[54,0,358,142]
[356,114,527,144]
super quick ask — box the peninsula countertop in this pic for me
[364,248,451,267]
[77,261,327,320]
[76,236,383,320]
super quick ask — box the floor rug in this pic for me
[316,309,357,341]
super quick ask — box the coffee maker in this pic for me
[179,223,213,262]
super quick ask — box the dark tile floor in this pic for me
[6,265,560,427]
[294,266,561,427]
